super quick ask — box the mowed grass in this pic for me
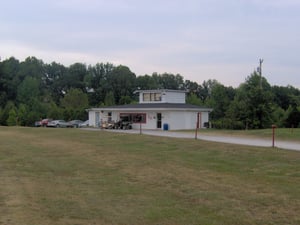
[197,128,300,142]
[0,127,299,225]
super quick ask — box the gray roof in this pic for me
[88,103,212,111]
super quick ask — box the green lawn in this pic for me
[0,127,299,225]
[197,128,300,142]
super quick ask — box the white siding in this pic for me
[161,91,185,103]
[138,90,186,103]
[158,111,210,130]
[162,111,196,130]
[88,111,96,127]
[88,109,210,130]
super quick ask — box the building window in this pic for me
[108,112,112,122]
[143,93,161,102]
[120,113,146,123]
[143,93,150,101]
[154,93,161,101]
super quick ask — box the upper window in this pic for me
[143,93,161,102]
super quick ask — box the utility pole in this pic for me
[258,58,263,89]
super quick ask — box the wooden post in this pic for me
[272,125,277,148]
[195,112,201,139]
[140,122,142,135]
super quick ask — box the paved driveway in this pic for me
[84,128,300,151]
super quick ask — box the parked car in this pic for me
[41,118,52,127]
[34,121,42,127]
[68,120,84,128]
[47,120,72,128]
[79,120,89,128]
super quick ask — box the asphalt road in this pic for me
[84,128,300,151]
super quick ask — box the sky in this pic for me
[1,0,300,88]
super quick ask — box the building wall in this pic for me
[161,92,185,103]
[162,111,194,130]
[88,110,96,127]
[89,109,210,130]
[139,90,185,104]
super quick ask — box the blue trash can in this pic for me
[163,123,169,130]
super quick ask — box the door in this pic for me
[156,113,162,129]
[95,112,100,127]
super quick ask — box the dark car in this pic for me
[68,120,84,128]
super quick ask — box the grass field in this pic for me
[0,127,299,225]
[197,128,300,142]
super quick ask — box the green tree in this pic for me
[119,96,133,105]
[186,93,202,105]
[107,65,136,104]
[86,63,115,106]
[7,107,17,126]
[17,103,29,126]
[47,101,62,119]
[104,91,115,106]
[0,57,20,103]
[152,73,184,89]
[272,85,300,110]
[198,79,220,103]
[184,80,200,93]
[0,101,15,125]
[60,88,88,120]
[66,63,87,90]
[136,75,159,90]
[285,107,300,128]
[270,106,285,127]
[227,72,274,129]
[17,76,40,105]
[206,82,235,120]
[61,88,88,110]
[44,62,68,104]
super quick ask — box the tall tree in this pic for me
[60,88,89,120]
[206,83,235,120]
[64,63,87,91]
[104,91,115,106]
[86,63,115,106]
[152,73,184,90]
[0,57,20,103]
[44,62,68,104]
[17,76,40,105]
[227,72,274,129]
[107,65,136,104]
[60,88,88,110]
[272,85,300,110]
[136,75,159,90]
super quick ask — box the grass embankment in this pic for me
[0,127,299,225]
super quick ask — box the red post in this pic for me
[195,113,200,139]
[272,125,277,148]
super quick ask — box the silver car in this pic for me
[47,120,72,128]
[79,120,89,128]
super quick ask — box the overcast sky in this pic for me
[1,0,300,88]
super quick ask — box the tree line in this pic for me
[0,56,299,129]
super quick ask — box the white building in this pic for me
[87,89,212,130]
